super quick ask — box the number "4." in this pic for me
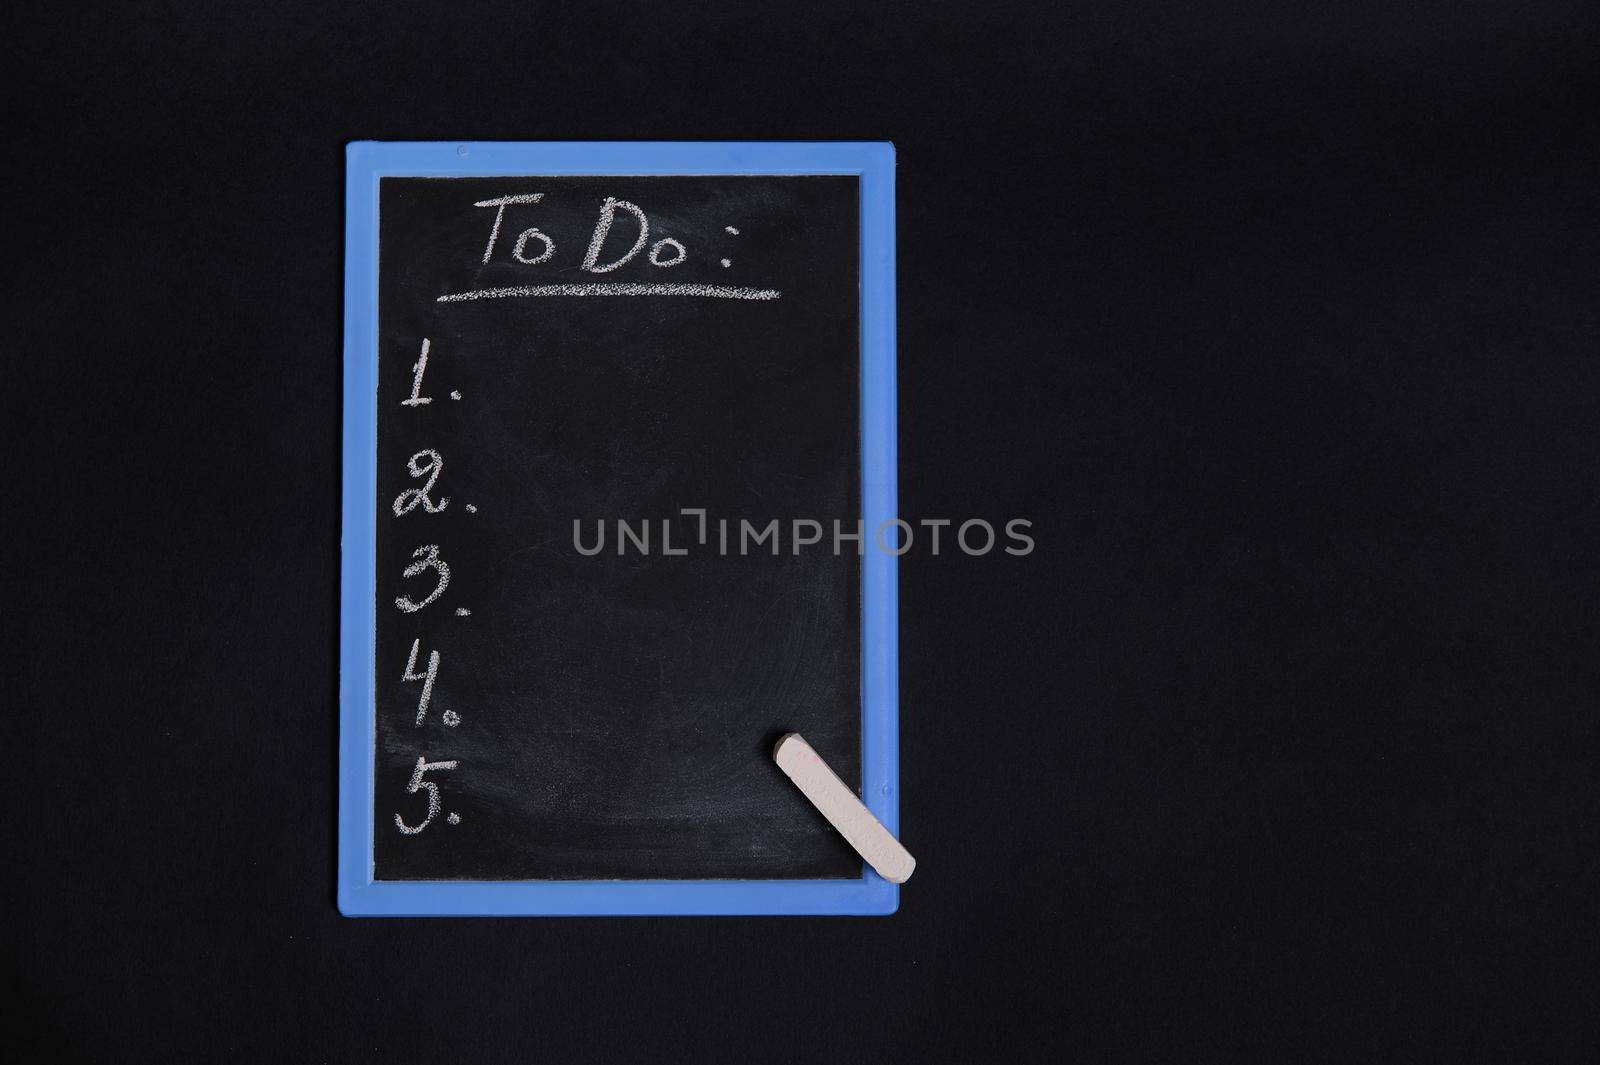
[402,638,439,725]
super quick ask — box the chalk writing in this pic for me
[402,339,433,407]
[475,192,545,263]
[394,544,450,613]
[402,638,440,725]
[392,336,471,837]
[444,191,777,301]
[394,757,459,835]
[392,450,449,516]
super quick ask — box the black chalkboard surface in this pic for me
[372,175,862,880]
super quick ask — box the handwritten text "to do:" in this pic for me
[437,194,780,303]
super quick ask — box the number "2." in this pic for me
[394,756,458,834]
[393,449,450,516]
[395,544,450,613]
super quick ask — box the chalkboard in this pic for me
[339,143,899,915]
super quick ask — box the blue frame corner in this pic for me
[339,142,897,916]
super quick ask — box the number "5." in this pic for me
[394,757,458,835]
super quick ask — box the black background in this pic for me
[9,1,1597,1061]
[374,176,862,880]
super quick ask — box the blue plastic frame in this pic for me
[339,142,897,916]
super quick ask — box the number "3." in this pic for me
[394,544,450,613]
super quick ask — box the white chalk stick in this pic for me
[773,733,915,884]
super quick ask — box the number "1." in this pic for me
[403,338,433,407]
